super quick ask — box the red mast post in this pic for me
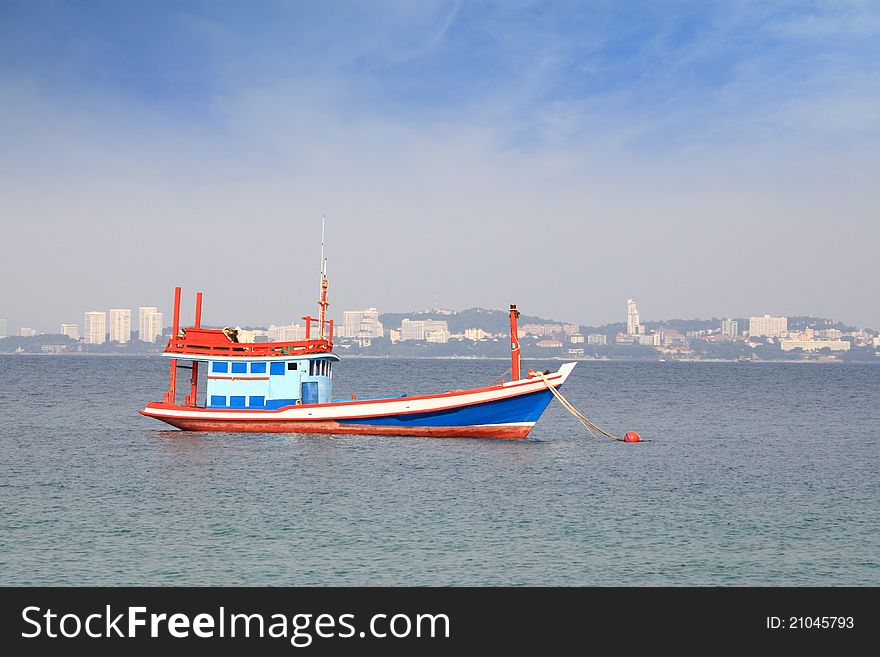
[509,304,521,381]
[166,286,182,404]
[188,291,202,406]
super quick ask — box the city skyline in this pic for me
[2,295,878,339]
[1,3,879,329]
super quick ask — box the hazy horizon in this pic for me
[2,2,878,332]
[2,293,875,336]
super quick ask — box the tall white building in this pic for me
[721,319,739,339]
[61,323,80,340]
[0,318,6,338]
[84,311,107,344]
[138,307,164,343]
[749,315,788,338]
[19,327,36,337]
[627,298,645,335]
[341,308,384,339]
[109,309,131,343]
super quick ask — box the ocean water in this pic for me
[0,355,877,586]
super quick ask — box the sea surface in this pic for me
[1,355,877,586]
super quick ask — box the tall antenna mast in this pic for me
[320,213,327,284]
[317,214,330,341]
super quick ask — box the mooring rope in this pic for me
[486,368,512,387]
[536,372,629,442]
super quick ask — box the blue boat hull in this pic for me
[337,387,555,428]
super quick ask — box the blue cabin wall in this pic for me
[204,356,335,409]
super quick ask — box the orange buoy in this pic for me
[623,431,640,443]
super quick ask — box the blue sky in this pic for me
[1,1,879,330]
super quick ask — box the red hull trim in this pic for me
[140,411,531,439]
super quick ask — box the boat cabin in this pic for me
[157,286,338,411]
[193,354,338,409]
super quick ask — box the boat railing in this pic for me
[164,337,333,358]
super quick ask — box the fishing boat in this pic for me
[140,243,575,439]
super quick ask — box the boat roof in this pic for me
[163,327,337,361]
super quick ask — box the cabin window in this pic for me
[270,362,285,376]
[248,395,265,408]
[251,362,267,374]
[328,362,332,378]
[212,361,228,373]
[309,360,314,376]
[287,362,298,371]
[210,395,226,407]
[231,362,247,374]
[229,395,246,408]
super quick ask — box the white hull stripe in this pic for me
[145,363,576,422]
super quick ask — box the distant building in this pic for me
[660,330,687,347]
[61,323,80,340]
[616,332,637,345]
[519,323,567,337]
[749,315,787,338]
[537,339,563,348]
[400,319,448,341]
[400,319,423,341]
[568,348,584,356]
[267,323,306,342]
[388,328,402,343]
[627,298,645,335]
[848,330,871,346]
[587,333,607,346]
[426,329,450,344]
[0,318,6,338]
[721,318,739,339]
[780,339,850,352]
[341,308,384,339]
[464,328,490,341]
[138,307,164,343]
[19,327,36,337]
[84,311,106,344]
[109,309,131,343]
[816,328,842,340]
[521,323,546,336]
[639,334,660,346]
[569,334,585,344]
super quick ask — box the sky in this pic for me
[1,0,878,332]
